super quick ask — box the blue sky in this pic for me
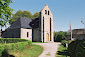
[8,0,85,31]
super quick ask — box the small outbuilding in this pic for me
[66,29,85,40]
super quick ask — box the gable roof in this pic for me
[40,4,52,14]
[72,29,85,34]
[9,17,32,29]
[9,17,40,29]
[29,17,39,28]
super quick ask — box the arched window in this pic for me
[48,11,50,15]
[50,18,51,41]
[45,10,47,14]
[43,16,44,42]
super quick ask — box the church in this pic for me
[2,5,54,42]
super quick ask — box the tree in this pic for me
[33,12,40,18]
[9,10,40,25]
[9,10,23,24]
[22,11,32,18]
[54,31,68,42]
[0,0,13,31]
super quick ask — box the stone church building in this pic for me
[2,5,54,42]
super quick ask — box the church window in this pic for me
[50,18,51,41]
[43,17,44,42]
[48,11,50,15]
[45,10,47,14]
[27,32,29,37]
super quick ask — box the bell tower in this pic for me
[40,4,54,42]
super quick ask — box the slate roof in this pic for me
[67,29,85,35]
[29,18,39,28]
[9,17,39,29]
[72,29,85,34]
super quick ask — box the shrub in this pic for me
[0,38,28,44]
[68,40,83,57]
[61,40,68,47]
[76,41,85,57]
[0,45,4,56]
[68,40,74,44]
[0,38,32,56]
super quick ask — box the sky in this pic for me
[3,0,85,31]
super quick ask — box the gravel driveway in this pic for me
[33,42,61,57]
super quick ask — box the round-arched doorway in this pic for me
[46,33,49,41]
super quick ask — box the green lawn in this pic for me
[55,45,70,57]
[9,44,43,57]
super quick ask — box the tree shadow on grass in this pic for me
[57,50,70,56]
[1,50,15,57]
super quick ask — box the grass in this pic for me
[9,44,43,57]
[55,45,70,57]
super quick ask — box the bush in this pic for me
[0,38,32,56]
[68,40,83,57]
[61,40,68,47]
[68,40,74,44]
[76,41,85,57]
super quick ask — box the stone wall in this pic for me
[20,28,32,41]
[32,28,41,42]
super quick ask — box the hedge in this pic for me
[76,41,85,57]
[0,38,32,56]
[68,40,85,57]
[61,40,68,47]
[0,38,29,44]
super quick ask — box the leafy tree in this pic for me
[0,0,13,31]
[54,31,68,42]
[33,12,40,18]
[9,10,23,24]
[9,10,40,25]
[22,11,32,18]
[0,20,6,31]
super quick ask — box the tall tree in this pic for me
[9,10,40,25]
[0,0,13,31]
[22,11,32,18]
[33,12,40,18]
[9,10,23,24]
[54,31,68,42]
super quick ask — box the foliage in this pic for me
[33,12,40,18]
[9,10,40,24]
[68,40,83,57]
[0,38,31,44]
[0,0,13,29]
[0,38,32,56]
[56,45,70,57]
[61,40,68,47]
[68,40,74,44]
[75,41,85,57]
[54,31,68,42]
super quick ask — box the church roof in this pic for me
[9,17,39,29]
[9,17,32,29]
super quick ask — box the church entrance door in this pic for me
[46,33,49,41]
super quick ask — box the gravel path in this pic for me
[33,42,61,57]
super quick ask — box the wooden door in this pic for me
[46,33,49,41]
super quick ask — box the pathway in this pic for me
[33,42,61,57]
